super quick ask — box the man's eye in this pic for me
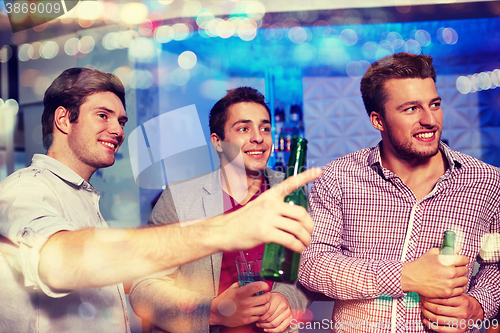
[405,106,417,112]
[261,127,270,132]
[431,102,441,108]
[238,127,248,132]
[98,114,107,119]
[119,121,126,127]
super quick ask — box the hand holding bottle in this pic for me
[401,248,469,298]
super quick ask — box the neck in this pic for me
[380,142,448,200]
[220,162,264,205]
[47,146,95,182]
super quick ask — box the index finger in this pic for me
[269,168,322,199]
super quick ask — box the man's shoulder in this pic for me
[264,167,285,186]
[322,147,374,174]
[0,162,51,191]
[167,171,215,188]
[451,150,500,180]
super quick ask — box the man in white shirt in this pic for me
[0,68,319,332]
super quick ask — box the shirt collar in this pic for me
[367,141,463,179]
[31,154,87,187]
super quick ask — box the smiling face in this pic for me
[211,102,272,177]
[371,77,443,162]
[66,91,128,176]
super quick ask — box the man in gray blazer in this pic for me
[130,87,311,333]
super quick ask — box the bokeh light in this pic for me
[120,3,149,25]
[31,41,42,60]
[40,41,59,59]
[0,45,12,63]
[103,31,138,51]
[216,20,235,39]
[206,18,223,37]
[263,26,284,41]
[172,23,191,41]
[288,27,308,44]
[229,17,243,36]
[376,41,394,59]
[414,29,432,47]
[78,36,95,55]
[313,20,331,37]
[18,43,34,62]
[178,51,197,70]
[387,32,404,49]
[437,27,458,45]
[128,37,157,63]
[78,18,95,29]
[478,72,492,90]
[492,69,500,87]
[238,19,257,41]
[119,30,136,49]
[196,8,214,28]
[102,1,120,23]
[403,39,421,54]
[65,37,79,56]
[76,1,103,20]
[470,74,478,93]
[346,60,370,78]
[113,66,133,88]
[230,1,265,21]
[2,99,19,116]
[139,20,154,37]
[362,41,379,60]
[340,29,357,46]
[155,25,175,43]
[456,76,472,94]
[456,69,500,94]
[182,0,202,17]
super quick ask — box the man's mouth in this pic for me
[100,141,117,150]
[245,150,265,156]
[414,131,435,139]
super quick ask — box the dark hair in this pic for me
[209,87,271,140]
[42,67,125,149]
[360,52,436,116]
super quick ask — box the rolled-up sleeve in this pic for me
[0,174,78,298]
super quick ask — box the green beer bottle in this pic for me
[440,230,456,255]
[261,137,308,283]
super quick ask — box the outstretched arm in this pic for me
[39,168,321,291]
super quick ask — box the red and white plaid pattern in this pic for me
[299,142,500,333]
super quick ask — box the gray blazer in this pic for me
[129,168,312,333]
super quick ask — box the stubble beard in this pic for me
[386,128,441,161]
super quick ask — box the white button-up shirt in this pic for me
[0,154,130,333]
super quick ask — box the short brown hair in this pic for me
[41,68,125,149]
[360,52,436,116]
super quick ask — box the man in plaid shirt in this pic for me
[299,53,500,332]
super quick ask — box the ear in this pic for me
[370,111,385,132]
[53,106,71,135]
[210,133,223,152]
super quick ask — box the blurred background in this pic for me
[1,1,499,332]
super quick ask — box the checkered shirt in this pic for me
[299,142,500,333]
